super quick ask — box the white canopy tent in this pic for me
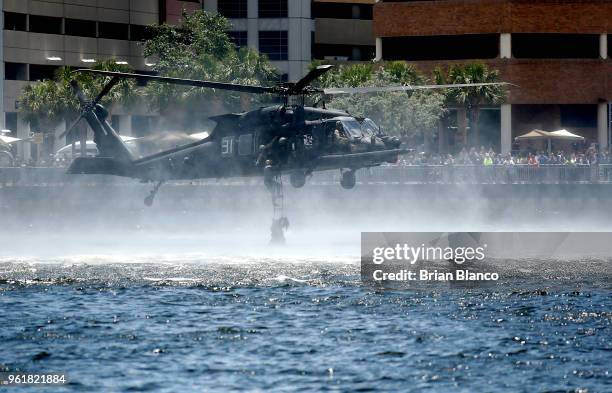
[515,129,584,153]
[549,129,584,140]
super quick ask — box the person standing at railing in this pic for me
[586,148,599,182]
[527,153,540,183]
[536,151,547,165]
[483,153,494,183]
[443,154,455,184]
[567,153,578,182]
[471,148,483,165]
[527,153,538,166]
[502,154,515,184]
[457,148,468,164]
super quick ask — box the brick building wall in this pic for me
[374,0,612,37]
[373,0,612,153]
[411,59,611,105]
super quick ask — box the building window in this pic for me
[259,0,288,18]
[29,15,62,35]
[5,113,18,135]
[312,3,372,20]
[259,31,288,60]
[65,18,96,38]
[29,64,60,81]
[218,0,248,18]
[382,34,499,61]
[228,31,248,47]
[312,44,375,61]
[99,22,129,40]
[4,12,27,31]
[513,34,599,59]
[238,134,253,156]
[130,25,152,42]
[5,62,28,80]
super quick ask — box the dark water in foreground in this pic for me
[1,260,611,393]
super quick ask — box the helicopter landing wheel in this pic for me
[290,171,306,188]
[340,170,356,190]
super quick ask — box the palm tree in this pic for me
[445,63,505,147]
[384,61,424,85]
[313,61,374,89]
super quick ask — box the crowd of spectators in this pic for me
[3,145,612,169]
[399,146,610,167]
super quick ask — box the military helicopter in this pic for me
[62,65,504,206]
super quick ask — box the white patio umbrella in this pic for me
[549,129,584,140]
[515,129,584,153]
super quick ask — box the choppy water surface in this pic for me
[1,258,611,392]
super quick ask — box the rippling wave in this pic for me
[1,258,611,392]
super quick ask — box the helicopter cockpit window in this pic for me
[361,118,380,137]
[221,137,234,156]
[238,134,253,156]
[342,120,363,139]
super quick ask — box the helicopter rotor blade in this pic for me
[93,76,121,106]
[75,69,276,95]
[323,82,512,95]
[289,64,335,94]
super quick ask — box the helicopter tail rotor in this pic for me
[61,78,135,163]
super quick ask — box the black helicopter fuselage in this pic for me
[61,66,503,204]
[68,103,403,186]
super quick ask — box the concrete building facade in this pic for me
[201,0,313,82]
[374,0,612,154]
[311,0,375,62]
[1,0,161,160]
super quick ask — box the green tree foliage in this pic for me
[142,11,278,127]
[314,61,445,142]
[433,62,505,147]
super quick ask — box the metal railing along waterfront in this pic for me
[1,164,612,187]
